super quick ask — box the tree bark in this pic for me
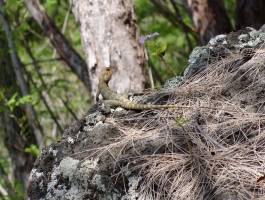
[187,0,232,44]
[236,0,265,30]
[72,0,146,100]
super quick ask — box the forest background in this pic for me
[1,0,265,199]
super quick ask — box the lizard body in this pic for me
[97,68,177,110]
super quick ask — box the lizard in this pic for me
[97,67,178,110]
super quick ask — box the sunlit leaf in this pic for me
[24,144,39,157]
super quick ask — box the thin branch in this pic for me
[0,185,8,197]
[169,0,188,27]
[168,0,195,51]
[61,2,72,34]
[27,71,64,134]
[23,39,78,123]
[24,0,91,92]
[24,57,62,66]
[152,1,191,43]
[0,0,43,146]
[146,49,163,84]
[151,0,198,51]
[60,97,78,121]
[52,1,72,58]
[23,40,63,134]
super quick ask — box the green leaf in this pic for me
[24,144,39,157]
[147,40,167,58]
[155,40,167,56]
[6,93,18,111]
[17,94,35,105]
[5,93,37,111]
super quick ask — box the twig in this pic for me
[27,72,64,134]
[146,49,163,85]
[23,39,78,121]
[24,0,91,92]
[60,97,78,121]
[0,185,8,197]
[151,0,198,51]
[52,1,72,58]
[24,57,61,66]
[168,0,195,51]
[23,39,79,133]
[144,48,155,89]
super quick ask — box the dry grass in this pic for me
[80,50,265,199]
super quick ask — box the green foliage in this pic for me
[147,39,167,58]
[12,181,25,200]
[0,154,25,200]
[0,1,89,197]
[5,93,18,111]
[134,0,195,84]
[0,157,9,172]
[24,144,39,157]
[1,0,89,138]
[224,0,236,26]
[5,93,37,111]
[45,0,57,9]
[134,0,155,21]
[0,88,6,112]
[0,182,25,200]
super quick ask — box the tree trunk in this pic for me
[72,0,146,100]
[187,0,232,44]
[0,32,35,192]
[236,0,265,30]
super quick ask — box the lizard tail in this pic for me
[122,102,177,110]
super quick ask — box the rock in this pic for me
[168,26,265,87]
[28,26,265,200]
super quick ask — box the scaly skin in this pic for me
[98,67,177,110]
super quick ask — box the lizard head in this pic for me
[100,67,113,83]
